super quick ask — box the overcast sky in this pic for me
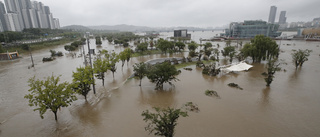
[1,0,320,27]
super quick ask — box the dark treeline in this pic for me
[0,28,82,43]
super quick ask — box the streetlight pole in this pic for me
[86,32,96,94]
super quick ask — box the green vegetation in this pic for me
[24,75,77,121]
[72,66,94,100]
[95,36,102,45]
[228,83,243,90]
[133,62,149,86]
[261,59,281,86]
[241,35,279,63]
[291,49,312,69]
[136,42,148,53]
[187,41,198,51]
[106,51,120,79]
[0,44,4,53]
[132,50,163,57]
[93,57,109,86]
[1,28,83,53]
[147,62,180,90]
[221,46,236,63]
[141,107,188,137]
[204,90,220,98]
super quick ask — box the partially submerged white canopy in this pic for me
[225,62,253,72]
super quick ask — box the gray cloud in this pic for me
[2,0,319,27]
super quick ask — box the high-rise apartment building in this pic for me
[268,6,277,24]
[53,18,60,29]
[278,11,287,24]
[0,0,60,31]
[4,13,22,31]
[0,1,8,31]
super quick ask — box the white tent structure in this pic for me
[224,61,253,72]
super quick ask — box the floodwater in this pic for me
[1,31,320,137]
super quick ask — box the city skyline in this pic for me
[0,0,319,28]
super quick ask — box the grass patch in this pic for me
[132,50,163,57]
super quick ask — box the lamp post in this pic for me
[86,32,96,94]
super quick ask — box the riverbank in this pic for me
[2,38,79,54]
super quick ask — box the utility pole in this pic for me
[82,34,87,66]
[28,45,34,68]
[86,32,96,94]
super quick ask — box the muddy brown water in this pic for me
[1,31,320,137]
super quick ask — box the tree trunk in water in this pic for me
[112,72,115,79]
[102,78,104,86]
[139,79,142,86]
[53,111,57,121]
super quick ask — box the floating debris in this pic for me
[228,83,243,90]
[205,90,220,98]
[183,68,193,71]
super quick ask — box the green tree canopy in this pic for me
[175,41,185,51]
[157,38,173,53]
[188,41,198,51]
[133,62,149,86]
[93,57,109,86]
[24,75,77,121]
[203,42,213,51]
[142,107,188,137]
[147,62,180,90]
[72,66,94,100]
[241,35,279,62]
[291,49,312,69]
[221,46,236,63]
[136,42,148,53]
[261,59,281,86]
[104,51,119,78]
[95,36,102,45]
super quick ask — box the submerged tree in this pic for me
[141,107,188,137]
[133,62,149,86]
[221,46,236,63]
[106,51,119,78]
[93,57,109,86]
[24,75,77,121]
[95,36,102,45]
[291,49,312,69]
[188,41,198,51]
[72,66,94,100]
[261,59,281,86]
[241,35,279,63]
[147,62,180,90]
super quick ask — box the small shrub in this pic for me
[205,90,220,98]
[228,83,243,90]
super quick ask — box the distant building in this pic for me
[174,29,191,38]
[53,18,60,29]
[225,20,281,38]
[278,11,286,24]
[268,6,277,24]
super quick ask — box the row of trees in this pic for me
[0,28,82,43]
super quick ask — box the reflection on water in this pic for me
[1,31,320,136]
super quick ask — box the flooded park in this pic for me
[0,31,320,137]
